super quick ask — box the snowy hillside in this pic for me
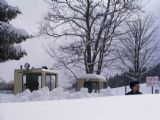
[1,94,160,120]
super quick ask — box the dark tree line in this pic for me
[0,79,13,91]
[108,64,160,88]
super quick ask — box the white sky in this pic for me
[0,0,160,85]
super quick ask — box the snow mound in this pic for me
[0,87,112,103]
[77,74,106,82]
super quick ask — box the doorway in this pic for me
[22,73,42,92]
[84,81,99,93]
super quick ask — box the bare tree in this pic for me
[39,0,141,79]
[116,15,159,81]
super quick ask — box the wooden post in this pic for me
[125,86,127,94]
[152,86,154,94]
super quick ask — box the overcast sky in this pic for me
[0,0,160,85]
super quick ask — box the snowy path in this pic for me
[1,95,160,120]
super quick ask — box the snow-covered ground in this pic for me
[1,84,160,120]
[1,94,160,120]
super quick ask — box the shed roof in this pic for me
[41,69,58,74]
[77,74,107,82]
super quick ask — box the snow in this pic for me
[1,95,160,120]
[13,44,26,54]
[1,84,160,120]
[41,69,58,74]
[0,83,158,103]
[0,87,112,103]
[0,21,29,38]
[77,74,107,82]
[0,0,7,6]
[0,0,20,12]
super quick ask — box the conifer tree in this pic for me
[0,0,30,62]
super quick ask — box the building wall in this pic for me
[14,71,23,94]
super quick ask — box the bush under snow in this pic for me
[0,87,112,103]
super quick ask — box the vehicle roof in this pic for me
[15,68,58,74]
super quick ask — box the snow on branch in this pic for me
[0,21,29,38]
[12,44,26,55]
[0,0,20,13]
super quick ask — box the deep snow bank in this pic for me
[0,87,112,103]
[1,94,160,120]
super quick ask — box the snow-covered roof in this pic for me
[41,69,58,74]
[15,68,58,74]
[77,74,107,82]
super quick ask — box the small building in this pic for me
[76,74,107,93]
[14,67,58,95]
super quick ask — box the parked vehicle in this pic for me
[14,63,58,94]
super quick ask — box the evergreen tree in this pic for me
[0,0,30,62]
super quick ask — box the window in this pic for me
[38,76,42,89]
[46,74,56,91]
[84,82,98,93]
[22,73,42,91]
[102,82,107,89]
[22,75,26,90]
